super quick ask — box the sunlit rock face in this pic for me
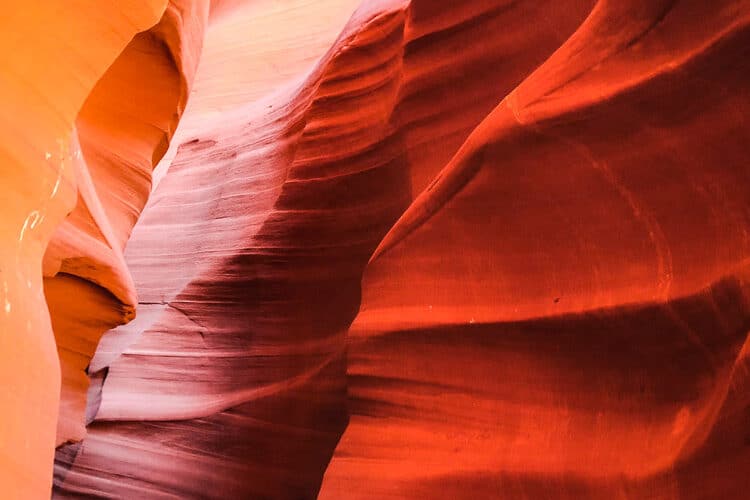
[2,0,750,498]
[45,0,209,450]
[0,1,170,497]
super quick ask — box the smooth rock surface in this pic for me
[3,0,749,498]
[321,0,750,498]
[0,1,168,496]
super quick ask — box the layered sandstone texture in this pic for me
[1,0,749,499]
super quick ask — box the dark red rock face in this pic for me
[6,0,749,498]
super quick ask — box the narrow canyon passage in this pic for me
[1,0,750,499]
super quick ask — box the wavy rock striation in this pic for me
[16,0,749,498]
[54,0,596,497]
[45,0,209,447]
[320,0,750,498]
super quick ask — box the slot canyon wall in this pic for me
[1,0,749,498]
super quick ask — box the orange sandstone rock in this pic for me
[0,1,168,497]
[44,0,209,447]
